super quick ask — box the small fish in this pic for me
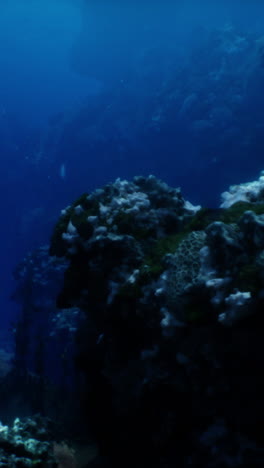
[59,163,66,180]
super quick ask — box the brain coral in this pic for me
[163,231,207,306]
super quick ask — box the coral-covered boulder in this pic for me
[50,174,264,467]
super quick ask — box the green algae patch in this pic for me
[143,208,214,275]
[185,203,264,232]
[182,202,264,234]
[113,211,155,240]
[144,232,188,277]
[219,202,264,224]
[186,208,219,232]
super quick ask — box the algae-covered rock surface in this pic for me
[0,416,53,467]
[50,173,264,468]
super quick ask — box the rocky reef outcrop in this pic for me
[49,172,264,467]
[0,416,54,467]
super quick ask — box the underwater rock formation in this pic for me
[12,246,70,379]
[49,173,264,467]
[0,416,54,466]
[8,247,84,434]
[0,415,81,467]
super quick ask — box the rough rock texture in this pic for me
[220,172,264,208]
[50,174,264,467]
[9,247,84,434]
[0,416,54,467]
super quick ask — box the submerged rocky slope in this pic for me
[49,172,264,467]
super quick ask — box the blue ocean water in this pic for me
[1,0,264,463]
[1,0,263,331]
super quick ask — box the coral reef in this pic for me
[48,173,264,467]
[0,416,54,466]
[220,172,264,208]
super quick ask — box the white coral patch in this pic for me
[67,220,77,235]
[183,200,201,213]
[74,205,83,215]
[220,173,264,208]
[218,291,251,326]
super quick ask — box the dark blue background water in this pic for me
[1,0,264,336]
